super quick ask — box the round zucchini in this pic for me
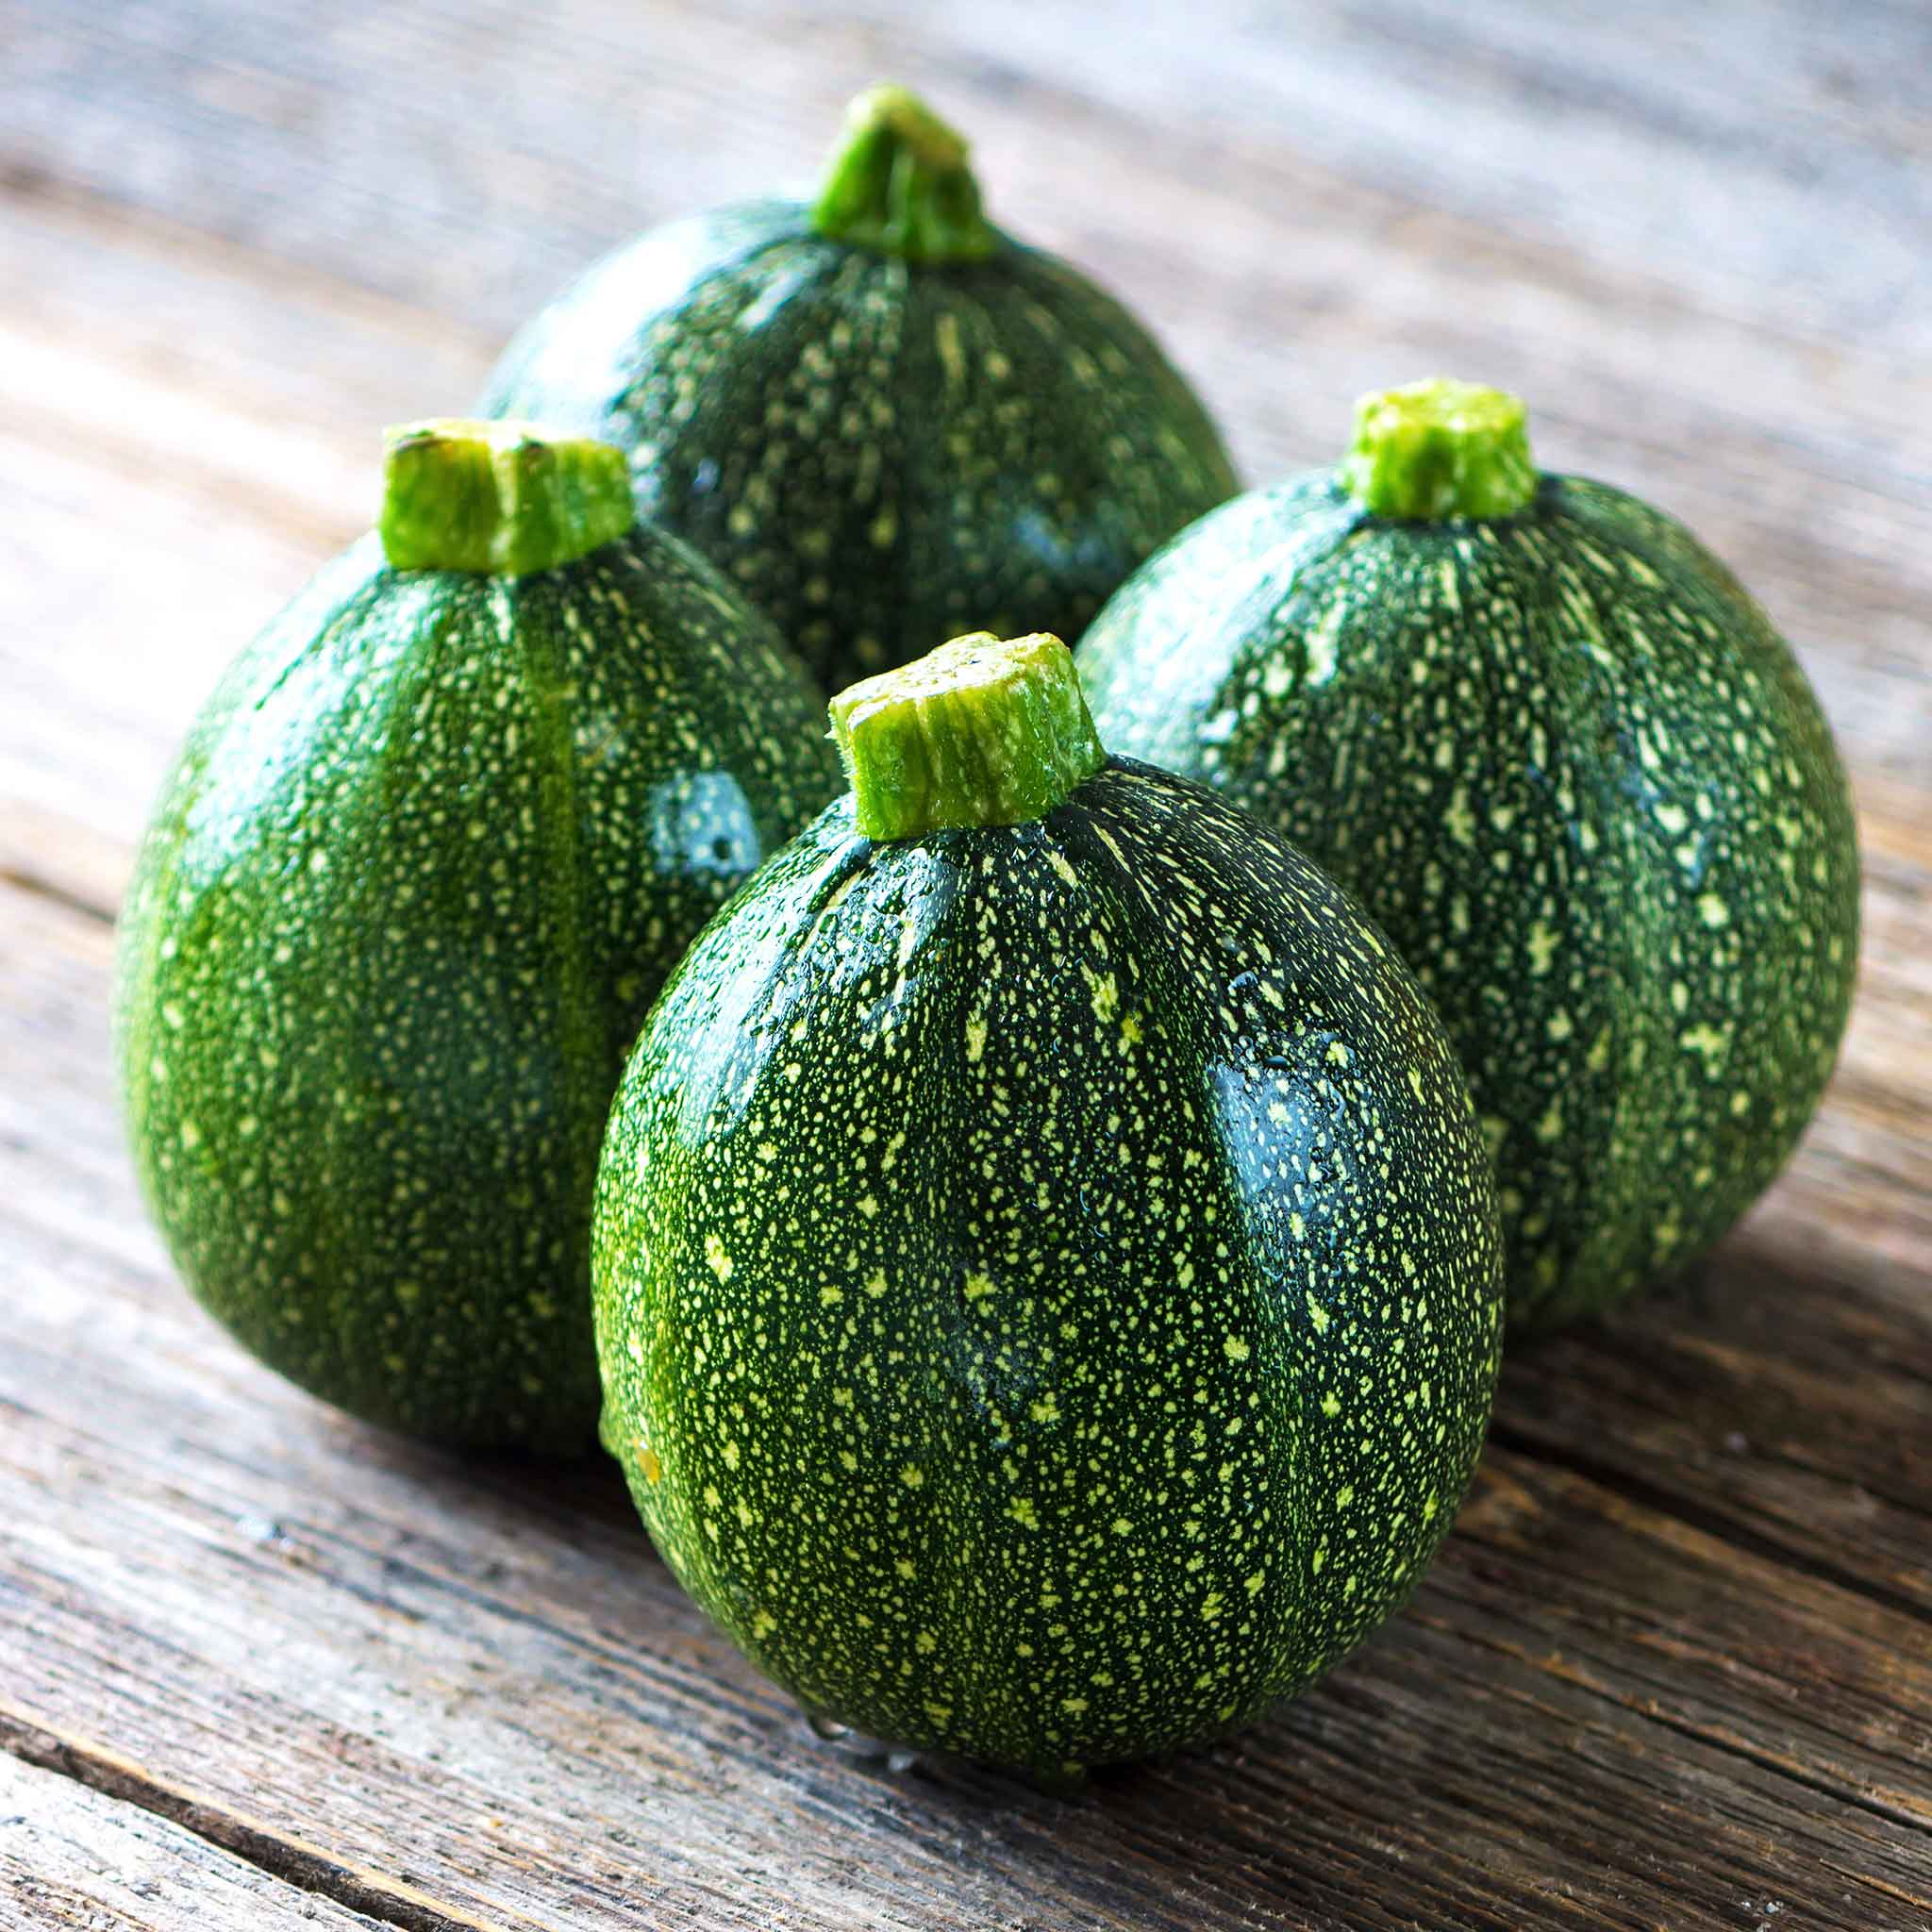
[592,631,1503,1783]
[114,421,841,1451]
[479,85,1238,694]
[1079,379,1860,1329]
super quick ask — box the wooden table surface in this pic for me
[4,4,1930,1927]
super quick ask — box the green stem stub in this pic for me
[379,419,635,575]
[810,84,999,264]
[1341,379,1538,522]
[831,632,1106,841]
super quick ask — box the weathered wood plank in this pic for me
[1,875,1927,1931]
[0,1749,391,1932]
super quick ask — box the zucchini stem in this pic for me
[830,632,1105,841]
[1341,379,1538,521]
[379,419,635,575]
[810,84,1000,264]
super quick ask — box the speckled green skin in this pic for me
[113,526,841,1452]
[478,202,1238,693]
[592,759,1503,1780]
[1077,475,1860,1329]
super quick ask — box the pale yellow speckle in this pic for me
[1681,1022,1729,1064]
[935,312,966,383]
[1305,596,1345,684]
[1084,967,1119,1022]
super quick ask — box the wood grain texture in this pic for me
[2,1,1929,1926]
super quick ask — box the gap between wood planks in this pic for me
[1483,1418,1932,1638]
[0,863,112,929]
[0,1708,518,1932]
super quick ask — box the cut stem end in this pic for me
[830,632,1105,841]
[1341,379,1537,522]
[810,84,999,264]
[379,419,635,575]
